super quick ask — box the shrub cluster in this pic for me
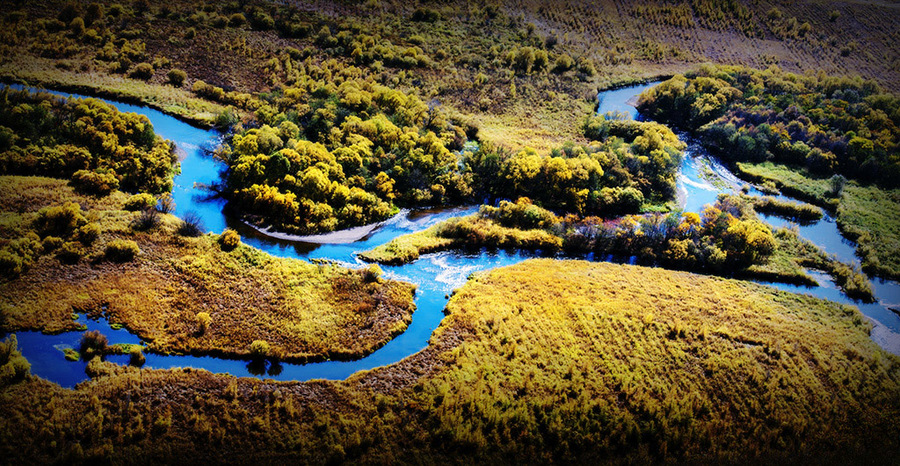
[637,65,900,186]
[0,89,178,194]
[0,335,30,385]
[0,202,101,271]
[104,239,140,262]
[218,229,240,251]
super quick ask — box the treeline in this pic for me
[367,196,779,275]
[0,88,177,193]
[637,65,900,186]
[559,195,777,271]
[220,78,686,234]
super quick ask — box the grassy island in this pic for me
[0,176,416,362]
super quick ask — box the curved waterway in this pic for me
[6,83,900,389]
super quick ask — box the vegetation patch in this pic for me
[639,65,900,279]
[638,65,899,187]
[748,195,823,223]
[218,84,684,235]
[0,88,178,194]
[363,195,872,299]
[0,176,416,362]
[738,162,900,280]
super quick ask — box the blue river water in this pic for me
[5,83,900,388]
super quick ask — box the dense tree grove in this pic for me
[0,89,177,193]
[637,65,900,185]
[220,76,686,234]
[559,195,777,271]
[464,116,683,217]
[219,75,471,234]
[370,196,778,276]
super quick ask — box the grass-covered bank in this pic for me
[361,195,874,300]
[737,162,900,280]
[2,260,898,463]
[0,176,416,362]
[0,63,229,127]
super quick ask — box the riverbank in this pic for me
[0,65,228,128]
[736,162,900,281]
[242,212,406,245]
[0,176,417,364]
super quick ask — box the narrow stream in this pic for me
[6,83,900,389]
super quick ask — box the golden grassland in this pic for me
[738,162,900,280]
[357,221,457,265]
[2,259,898,463]
[0,176,416,361]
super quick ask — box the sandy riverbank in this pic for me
[243,211,406,244]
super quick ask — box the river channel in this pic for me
[6,82,900,388]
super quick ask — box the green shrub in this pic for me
[69,17,85,35]
[0,335,30,385]
[214,109,240,128]
[129,346,146,366]
[177,211,204,237]
[57,241,86,264]
[85,3,104,25]
[167,68,186,87]
[156,193,175,214]
[108,3,124,17]
[76,223,100,245]
[196,312,211,334]
[219,229,240,251]
[124,193,156,211]
[412,7,440,22]
[129,62,154,80]
[105,239,140,262]
[248,340,269,358]
[553,54,575,73]
[131,208,160,231]
[42,236,64,252]
[69,169,119,196]
[830,174,847,197]
[228,13,246,27]
[210,14,228,28]
[362,264,383,282]
[0,251,25,277]
[79,330,108,359]
[480,198,558,230]
[249,11,274,30]
[58,3,81,23]
[192,80,225,101]
[33,202,87,237]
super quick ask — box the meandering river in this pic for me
[6,83,900,388]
